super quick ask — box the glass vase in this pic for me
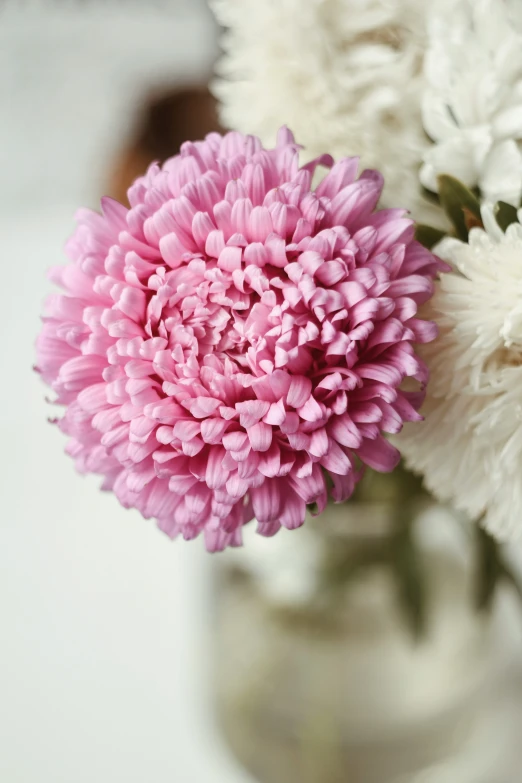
[212,496,515,783]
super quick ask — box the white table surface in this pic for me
[0,4,252,782]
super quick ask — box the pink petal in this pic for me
[258,443,281,477]
[249,206,273,241]
[182,437,205,456]
[406,318,438,343]
[280,493,306,530]
[168,474,199,493]
[236,399,271,428]
[186,397,222,418]
[218,245,242,272]
[297,395,323,422]
[226,474,250,498]
[192,212,216,250]
[309,427,329,458]
[256,521,281,537]
[205,229,226,258]
[173,419,201,441]
[286,376,312,408]
[129,416,156,444]
[200,417,230,444]
[206,447,228,489]
[264,399,286,426]
[248,422,273,452]
[320,440,352,474]
[357,435,400,472]
[77,383,108,413]
[251,479,282,522]
[315,158,360,199]
[351,403,383,424]
[280,412,300,434]
[328,415,362,449]
[223,431,249,452]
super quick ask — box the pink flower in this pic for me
[36,127,441,551]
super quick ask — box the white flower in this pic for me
[211,0,443,225]
[397,205,522,539]
[421,0,522,206]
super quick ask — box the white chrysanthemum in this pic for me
[211,0,442,225]
[421,0,522,206]
[397,206,522,539]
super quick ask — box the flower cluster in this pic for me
[398,206,522,538]
[389,0,522,541]
[36,128,440,549]
[211,0,443,226]
[421,0,522,206]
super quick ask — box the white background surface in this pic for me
[0,3,251,781]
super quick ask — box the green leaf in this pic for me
[321,540,390,591]
[494,201,519,233]
[475,527,501,613]
[462,208,484,232]
[391,529,427,639]
[500,562,522,604]
[437,175,482,241]
[415,224,446,250]
[474,525,522,614]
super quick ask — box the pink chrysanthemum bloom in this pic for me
[36,127,441,551]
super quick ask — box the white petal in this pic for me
[480,202,505,242]
[479,140,522,206]
[421,135,480,190]
[492,105,522,141]
[422,92,458,142]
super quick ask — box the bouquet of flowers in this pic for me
[35,0,522,623]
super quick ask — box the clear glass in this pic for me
[213,497,512,783]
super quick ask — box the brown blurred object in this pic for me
[108,85,224,205]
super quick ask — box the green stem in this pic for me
[475,525,522,613]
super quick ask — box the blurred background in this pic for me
[1,2,522,783]
[0,2,248,782]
